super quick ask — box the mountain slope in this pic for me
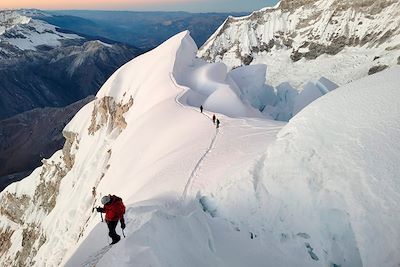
[41,10,248,50]
[0,10,142,119]
[0,96,94,191]
[0,31,399,267]
[0,10,142,189]
[198,0,400,88]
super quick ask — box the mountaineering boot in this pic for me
[111,235,121,245]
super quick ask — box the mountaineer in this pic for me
[96,194,126,244]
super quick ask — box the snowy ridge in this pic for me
[0,30,399,267]
[198,0,400,88]
[0,10,81,52]
[0,10,30,35]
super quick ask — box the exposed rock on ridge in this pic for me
[88,96,134,135]
[0,156,69,265]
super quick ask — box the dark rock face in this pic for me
[368,65,389,75]
[280,0,318,11]
[290,36,349,62]
[0,96,94,191]
[242,54,254,65]
[0,41,140,120]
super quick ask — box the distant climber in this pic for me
[216,119,220,129]
[92,187,96,198]
[200,105,203,113]
[212,114,216,124]
[96,194,126,244]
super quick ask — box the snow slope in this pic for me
[0,30,399,267]
[257,66,400,266]
[66,47,400,267]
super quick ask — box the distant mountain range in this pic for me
[0,96,94,191]
[0,10,141,120]
[38,10,248,50]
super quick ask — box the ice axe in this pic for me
[93,206,104,222]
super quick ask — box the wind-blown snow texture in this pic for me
[0,30,399,267]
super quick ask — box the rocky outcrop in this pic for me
[0,192,30,224]
[368,65,389,75]
[0,155,69,266]
[34,160,66,213]
[16,223,46,266]
[88,96,134,135]
[0,227,13,259]
[279,0,317,11]
[62,131,78,171]
[290,36,350,62]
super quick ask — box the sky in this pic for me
[0,0,279,12]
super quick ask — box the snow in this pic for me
[64,57,400,267]
[0,10,30,35]
[229,64,277,110]
[1,28,399,267]
[94,40,113,48]
[293,77,338,115]
[3,19,81,51]
[257,66,400,266]
[0,10,81,51]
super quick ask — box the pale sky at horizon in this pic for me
[0,0,279,12]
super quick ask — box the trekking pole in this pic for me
[122,229,126,238]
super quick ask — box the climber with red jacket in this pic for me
[96,194,126,244]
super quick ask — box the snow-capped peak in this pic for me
[0,10,31,35]
[198,0,400,88]
[0,9,81,52]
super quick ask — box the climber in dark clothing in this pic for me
[216,119,220,129]
[200,105,203,113]
[97,194,126,244]
[212,114,216,124]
